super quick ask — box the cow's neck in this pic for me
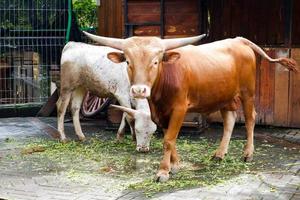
[150,62,183,128]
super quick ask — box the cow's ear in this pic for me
[107,52,126,63]
[163,52,180,63]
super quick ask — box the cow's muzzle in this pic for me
[130,85,150,98]
[136,145,150,153]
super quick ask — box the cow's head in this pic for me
[110,104,156,152]
[83,32,206,99]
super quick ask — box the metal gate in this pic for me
[0,0,69,107]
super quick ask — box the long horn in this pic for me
[162,34,207,50]
[110,105,137,118]
[83,31,124,50]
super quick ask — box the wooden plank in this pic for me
[257,49,275,124]
[97,0,105,35]
[289,49,300,127]
[221,0,231,38]
[273,49,290,126]
[127,0,161,30]
[128,1,160,14]
[240,0,249,38]
[128,14,160,23]
[230,0,244,37]
[36,89,58,117]
[107,0,113,37]
[266,49,276,124]
[115,0,124,37]
[256,0,268,45]
[133,26,161,36]
[165,5,199,36]
[133,25,199,37]
[246,0,257,42]
[266,0,284,45]
[165,14,198,26]
[98,0,123,38]
[267,0,284,45]
[209,0,223,41]
[165,0,198,13]
[127,1,160,23]
[165,24,199,36]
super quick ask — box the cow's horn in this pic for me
[162,34,206,50]
[83,31,124,50]
[110,105,137,117]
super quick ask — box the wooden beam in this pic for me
[36,89,58,117]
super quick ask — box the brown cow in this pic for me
[84,32,298,182]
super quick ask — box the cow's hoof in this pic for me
[60,138,70,144]
[170,163,180,174]
[211,155,224,162]
[78,136,86,142]
[244,156,253,162]
[115,138,124,143]
[81,139,91,145]
[116,133,124,142]
[212,149,226,161]
[155,171,170,183]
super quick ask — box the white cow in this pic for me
[57,42,156,152]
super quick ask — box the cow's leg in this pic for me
[70,88,86,141]
[128,117,136,142]
[115,95,136,141]
[156,107,187,182]
[213,109,237,160]
[57,91,72,142]
[116,113,127,141]
[242,97,256,162]
[170,141,180,174]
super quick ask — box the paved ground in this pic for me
[0,117,299,200]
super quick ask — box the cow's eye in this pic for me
[154,61,158,65]
[126,60,129,65]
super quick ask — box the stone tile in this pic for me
[288,162,300,174]
[291,193,300,200]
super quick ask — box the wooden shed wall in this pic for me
[97,0,123,37]
[127,0,200,38]
[207,0,285,46]
[204,0,300,127]
[210,48,300,128]
[97,0,300,127]
[207,0,300,47]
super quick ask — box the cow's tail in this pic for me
[237,37,298,72]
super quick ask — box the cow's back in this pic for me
[167,38,256,113]
[60,42,130,97]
